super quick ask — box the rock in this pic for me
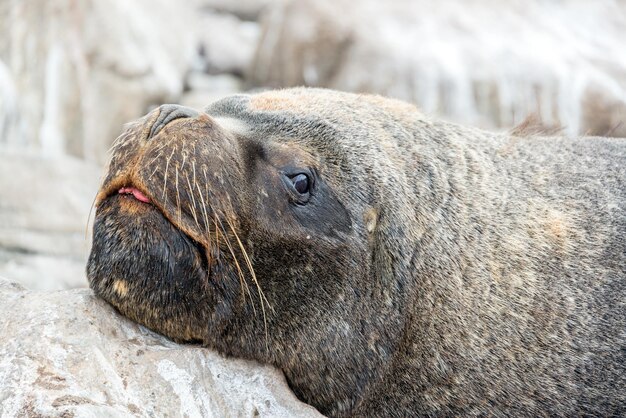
[0,0,196,164]
[250,0,353,89]
[180,73,245,110]
[0,278,322,417]
[194,11,261,76]
[195,0,276,21]
[0,252,89,292]
[249,0,626,137]
[186,73,244,93]
[0,151,101,290]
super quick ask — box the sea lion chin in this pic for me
[88,190,212,343]
[87,89,625,417]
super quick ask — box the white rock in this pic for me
[0,151,102,290]
[0,278,322,417]
[194,12,261,76]
[186,73,244,93]
[250,0,626,137]
[0,252,88,292]
[180,73,245,110]
[0,0,196,164]
[194,0,276,21]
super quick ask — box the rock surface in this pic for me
[194,11,261,76]
[180,73,246,111]
[0,278,322,417]
[194,0,276,21]
[0,152,101,290]
[250,0,626,137]
[0,0,196,163]
[0,0,270,164]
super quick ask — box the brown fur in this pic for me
[88,88,625,417]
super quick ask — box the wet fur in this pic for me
[88,88,625,417]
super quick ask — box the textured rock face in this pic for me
[0,0,269,164]
[0,278,321,417]
[194,0,275,21]
[195,11,261,76]
[250,0,626,137]
[0,0,195,163]
[0,152,101,290]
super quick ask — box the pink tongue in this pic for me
[118,187,151,203]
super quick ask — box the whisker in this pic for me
[153,139,170,153]
[194,165,212,246]
[84,191,99,241]
[175,144,187,223]
[223,216,272,349]
[145,141,169,167]
[184,171,202,231]
[108,131,129,154]
[148,161,160,181]
[175,165,182,225]
[202,166,215,258]
[226,216,272,310]
[215,214,254,313]
[145,143,170,180]
[197,191,212,267]
[180,144,187,172]
[213,214,221,263]
[162,146,176,200]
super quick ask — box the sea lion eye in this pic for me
[290,173,310,194]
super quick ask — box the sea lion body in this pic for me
[87,88,625,416]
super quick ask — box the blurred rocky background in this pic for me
[1,1,624,415]
[1,0,625,292]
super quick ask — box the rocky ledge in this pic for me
[0,278,321,417]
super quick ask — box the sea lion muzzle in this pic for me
[87,104,244,344]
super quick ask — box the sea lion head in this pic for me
[87,88,423,415]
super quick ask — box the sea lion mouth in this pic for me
[118,186,151,204]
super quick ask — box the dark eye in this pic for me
[290,173,310,194]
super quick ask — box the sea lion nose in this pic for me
[148,104,199,140]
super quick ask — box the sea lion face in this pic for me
[87,89,418,414]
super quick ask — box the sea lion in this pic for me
[87,88,626,417]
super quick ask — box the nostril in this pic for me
[148,104,199,140]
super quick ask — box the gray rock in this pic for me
[0,278,322,417]
[0,152,102,290]
[0,251,89,292]
[249,0,626,137]
[186,73,244,93]
[0,0,196,164]
[194,12,261,76]
[195,0,276,21]
[180,74,245,110]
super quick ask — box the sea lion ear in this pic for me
[365,206,395,282]
[364,207,379,234]
[366,203,417,291]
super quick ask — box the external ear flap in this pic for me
[364,207,378,234]
[366,203,417,298]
